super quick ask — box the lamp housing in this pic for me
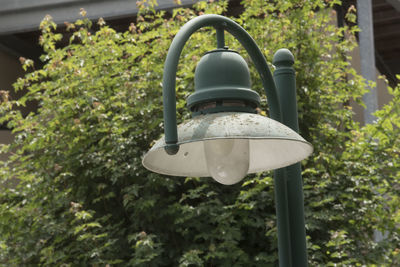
[143,49,313,185]
[187,48,260,117]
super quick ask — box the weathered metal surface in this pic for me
[142,112,313,177]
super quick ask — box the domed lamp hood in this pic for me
[142,112,312,185]
[143,48,313,185]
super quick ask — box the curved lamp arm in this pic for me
[163,14,282,154]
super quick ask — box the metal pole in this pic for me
[216,27,225,48]
[273,49,308,266]
[273,168,293,266]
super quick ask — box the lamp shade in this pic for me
[142,112,313,184]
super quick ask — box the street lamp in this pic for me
[142,14,312,267]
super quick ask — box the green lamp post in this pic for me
[142,14,313,267]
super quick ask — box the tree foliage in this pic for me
[0,0,399,266]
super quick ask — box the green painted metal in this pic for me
[273,49,308,266]
[273,168,293,266]
[161,14,282,155]
[161,14,308,266]
[191,105,257,117]
[216,27,225,48]
[187,48,260,112]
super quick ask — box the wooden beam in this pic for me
[0,0,199,35]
